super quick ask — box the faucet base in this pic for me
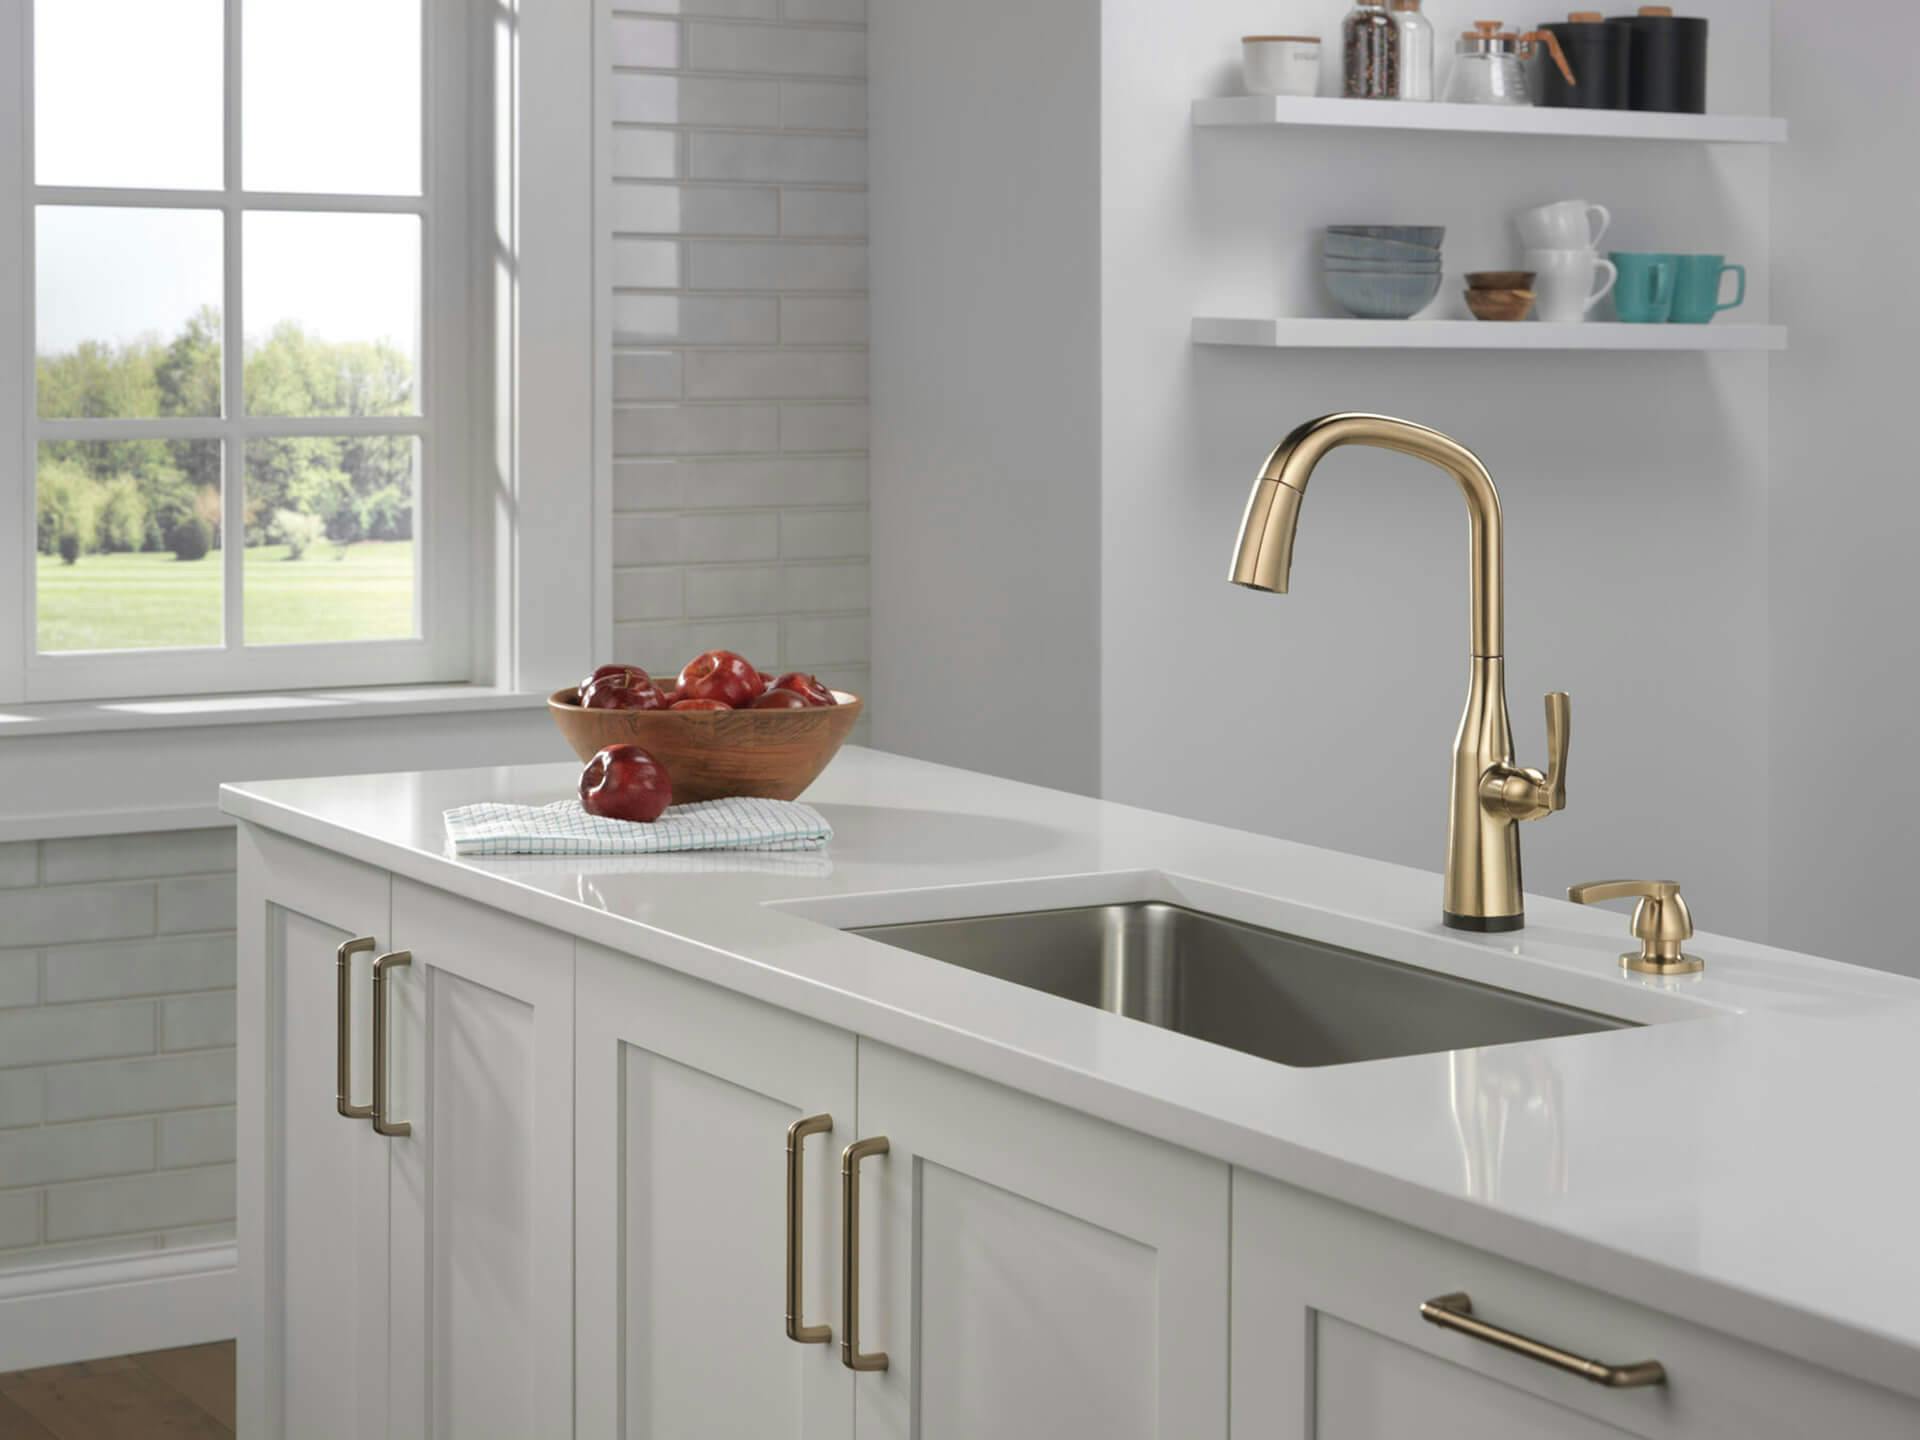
[1444,911,1525,934]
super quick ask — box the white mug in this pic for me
[1242,36,1322,97]
[1524,249,1618,324]
[1515,200,1612,252]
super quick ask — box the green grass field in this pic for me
[36,541,415,653]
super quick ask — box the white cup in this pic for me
[1524,249,1618,324]
[1242,36,1322,97]
[1515,200,1612,252]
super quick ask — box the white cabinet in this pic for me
[1230,1170,1920,1440]
[574,941,856,1439]
[851,1043,1231,1440]
[384,877,576,1440]
[237,829,392,1440]
[239,837,573,1440]
[241,826,1916,1440]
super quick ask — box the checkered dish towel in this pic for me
[444,796,832,857]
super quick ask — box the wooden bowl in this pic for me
[547,689,862,803]
[1465,271,1536,291]
[1465,288,1536,322]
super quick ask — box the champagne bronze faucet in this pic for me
[1230,413,1570,932]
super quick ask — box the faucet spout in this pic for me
[1228,413,1566,933]
[1229,413,1505,660]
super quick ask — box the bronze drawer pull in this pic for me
[840,1136,890,1372]
[785,1114,833,1344]
[370,951,412,1138]
[335,937,377,1119]
[1420,1292,1667,1389]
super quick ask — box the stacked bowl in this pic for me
[1324,226,1445,320]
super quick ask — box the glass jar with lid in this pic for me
[1343,1,1400,99]
[1443,20,1576,105]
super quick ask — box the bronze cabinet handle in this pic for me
[370,951,412,1138]
[335,937,377,1119]
[840,1136,890,1372]
[785,1114,834,1344]
[1419,1292,1667,1389]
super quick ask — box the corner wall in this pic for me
[867,0,1103,793]
[0,831,237,1277]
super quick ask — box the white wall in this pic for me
[1103,0,1774,937]
[605,0,872,706]
[876,0,1787,940]
[1768,0,1920,976]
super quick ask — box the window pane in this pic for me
[243,436,417,645]
[37,208,224,419]
[37,441,224,654]
[35,0,224,190]
[243,0,422,195]
[244,213,419,417]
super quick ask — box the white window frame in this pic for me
[0,0,483,702]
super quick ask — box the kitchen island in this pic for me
[222,746,1920,1438]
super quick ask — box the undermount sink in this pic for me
[851,902,1631,1068]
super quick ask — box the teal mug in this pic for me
[1610,252,1677,323]
[1671,255,1746,324]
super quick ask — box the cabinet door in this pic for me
[236,826,392,1440]
[1231,1169,1920,1440]
[383,878,576,1440]
[575,942,856,1440]
[853,1043,1230,1440]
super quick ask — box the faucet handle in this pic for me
[1567,879,1703,976]
[1479,691,1570,821]
[1541,691,1569,813]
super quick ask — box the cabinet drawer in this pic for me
[1231,1171,1920,1440]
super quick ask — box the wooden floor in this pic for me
[0,1343,234,1439]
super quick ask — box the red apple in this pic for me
[669,697,729,711]
[678,650,761,708]
[581,670,667,710]
[579,744,672,823]
[585,662,646,688]
[770,672,836,707]
[751,687,810,709]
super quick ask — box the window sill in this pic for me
[0,685,559,842]
[0,683,549,739]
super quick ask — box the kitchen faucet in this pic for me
[1230,413,1569,932]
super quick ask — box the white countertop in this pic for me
[220,746,1920,1399]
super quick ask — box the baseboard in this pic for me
[0,1244,236,1372]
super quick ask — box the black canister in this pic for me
[1615,6,1708,114]
[1542,12,1631,109]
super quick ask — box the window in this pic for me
[5,0,480,700]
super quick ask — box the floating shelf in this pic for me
[1193,95,1788,145]
[1193,317,1788,351]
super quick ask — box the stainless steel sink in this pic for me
[852,902,1630,1068]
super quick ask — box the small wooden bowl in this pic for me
[1465,271,1536,291]
[547,689,863,803]
[1465,288,1536,322]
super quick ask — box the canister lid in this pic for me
[1638,5,1674,15]
[1568,10,1604,20]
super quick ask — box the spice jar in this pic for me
[1343,1,1400,100]
[1390,0,1435,100]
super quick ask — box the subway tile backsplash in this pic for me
[610,0,869,718]
[0,830,237,1274]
